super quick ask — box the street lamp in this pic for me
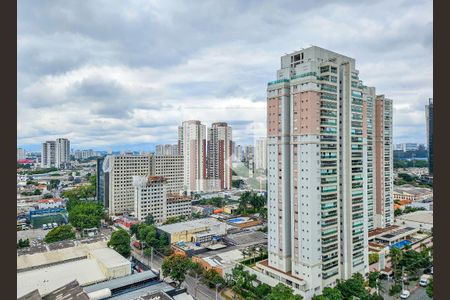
[215,283,222,300]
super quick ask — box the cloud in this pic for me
[18,0,432,150]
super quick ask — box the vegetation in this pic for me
[202,269,226,288]
[68,201,104,229]
[232,179,245,188]
[161,254,193,287]
[48,179,60,190]
[198,197,226,207]
[394,172,432,188]
[426,278,433,298]
[257,225,268,233]
[44,224,76,243]
[132,223,171,255]
[18,167,58,175]
[395,206,426,216]
[144,214,155,225]
[267,284,302,300]
[108,229,131,257]
[162,215,188,225]
[21,189,42,196]
[389,284,402,296]
[312,287,343,300]
[236,191,266,215]
[369,253,380,265]
[43,193,54,199]
[17,238,30,248]
[394,159,428,169]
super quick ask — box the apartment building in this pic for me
[102,154,152,215]
[155,144,179,156]
[55,138,71,168]
[260,46,393,298]
[153,155,184,194]
[375,95,394,228]
[41,141,56,168]
[255,137,268,171]
[17,148,27,161]
[178,120,207,194]
[207,122,233,191]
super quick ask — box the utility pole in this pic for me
[150,247,154,270]
[216,283,221,300]
[402,266,405,291]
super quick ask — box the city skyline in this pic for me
[18,0,432,151]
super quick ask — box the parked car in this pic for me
[400,290,410,299]
[420,274,432,287]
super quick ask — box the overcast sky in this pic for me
[18,0,433,152]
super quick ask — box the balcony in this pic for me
[268,78,290,86]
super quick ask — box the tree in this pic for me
[43,193,54,199]
[254,283,272,299]
[369,253,379,265]
[267,283,302,300]
[68,202,104,229]
[130,223,139,237]
[33,189,42,195]
[312,287,343,300]
[144,214,155,225]
[161,254,192,287]
[44,225,76,243]
[17,238,30,248]
[202,268,226,288]
[49,179,60,190]
[368,271,380,288]
[426,278,433,298]
[389,247,403,282]
[336,273,368,299]
[108,229,131,257]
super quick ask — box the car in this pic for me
[400,290,410,299]
[53,222,58,228]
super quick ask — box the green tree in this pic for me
[202,268,226,288]
[254,283,272,299]
[312,287,343,300]
[267,283,302,300]
[161,254,192,287]
[368,271,380,288]
[369,253,380,265]
[68,202,104,229]
[130,223,139,237]
[44,225,76,243]
[336,273,368,299]
[43,193,54,199]
[389,247,403,282]
[49,179,60,190]
[426,278,433,298]
[108,229,131,257]
[17,238,30,248]
[144,214,155,225]
[33,189,42,195]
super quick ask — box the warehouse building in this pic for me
[157,218,227,244]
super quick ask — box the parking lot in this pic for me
[17,228,47,242]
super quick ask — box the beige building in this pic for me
[393,184,433,202]
[167,194,192,219]
[207,122,233,191]
[157,218,226,244]
[153,155,184,195]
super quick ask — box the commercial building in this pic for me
[41,141,56,168]
[157,218,227,244]
[375,95,394,228]
[393,184,433,202]
[155,144,179,156]
[153,155,184,195]
[394,210,433,231]
[207,122,233,191]
[102,154,153,215]
[255,137,267,171]
[263,46,393,298]
[17,244,131,298]
[17,148,27,161]
[425,98,433,174]
[55,138,71,168]
[178,120,207,194]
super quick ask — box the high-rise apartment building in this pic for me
[153,155,184,195]
[375,95,394,228]
[259,46,393,298]
[234,144,244,162]
[178,120,207,194]
[41,141,56,168]
[155,144,179,156]
[207,122,233,191]
[17,148,27,161]
[133,176,168,223]
[255,138,268,171]
[426,98,433,174]
[102,154,153,215]
[55,138,70,168]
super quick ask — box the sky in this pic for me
[17,0,433,152]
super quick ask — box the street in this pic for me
[131,247,224,300]
[379,279,431,300]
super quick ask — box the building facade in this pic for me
[153,155,184,195]
[255,138,268,171]
[155,144,179,156]
[55,138,71,168]
[261,46,395,297]
[375,95,394,228]
[133,176,168,223]
[207,122,233,191]
[41,141,56,168]
[102,154,153,215]
[166,194,192,219]
[17,148,27,161]
[178,120,207,194]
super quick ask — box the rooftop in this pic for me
[88,247,132,269]
[396,210,433,224]
[394,185,433,196]
[83,271,159,294]
[157,218,224,234]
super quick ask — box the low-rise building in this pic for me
[393,185,433,202]
[395,210,433,231]
[157,218,227,244]
[166,194,192,219]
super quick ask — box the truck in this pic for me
[419,274,432,287]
